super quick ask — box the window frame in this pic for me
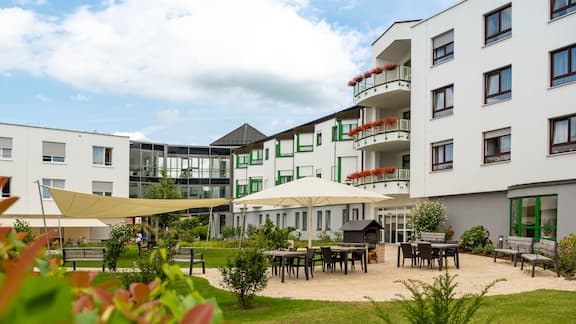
[316,210,322,231]
[432,84,454,118]
[550,43,576,87]
[41,178,65,199]
[0,137,13,159]
[42,141,66,163]
[325,210,331,230]
[1,177,10,197]
[550,0,576,19]
[484,4,512,45]
[483,129,511,164]
[484,65,512,104]
[432,141,454,171]
[550,113,576,154]
[92,146,113,166]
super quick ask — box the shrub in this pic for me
[317,230,331,241]
[251,219,293,250]
[559,233,576,276]
[471,244,495,255]
[105,224,134,271]
[410,201,447,239]
[220,248,268,309]
[460,225,491,250]
[13,218,34,244]
[333,231,343,242]
[121,249,168,287]
[370,271,503,324]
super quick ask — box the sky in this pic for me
[0,0,458,145]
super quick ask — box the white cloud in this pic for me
[70,93,89,102]
[157,109,180,123]
[113,131,147,141]
[35,93,52,103]
[0,0,364,112]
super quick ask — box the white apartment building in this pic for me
[232,107,366,240]
[0,122,130,241]
[350,0,576,242]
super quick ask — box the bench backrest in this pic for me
[420,232,446,243]
[535,240,558,258]
[63,248,105,260]
[506,236,533,253]
[174,247,195,260]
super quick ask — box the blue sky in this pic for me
[0,0,458,145]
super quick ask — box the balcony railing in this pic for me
[353,66,411,98]
[348,168,410,187]
[353,119,410,143]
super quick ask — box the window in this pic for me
[340,123,357,141]
[316,211,322,230]
[402,155,410,169]
[432,85,454,118]
[276,140,294,157]
[432,140,453,171]
[282,213,286,228]
[249,177,262,193]
[510,195,557,240]
[325,210,331,230]
[42,141,65,163]
[316,132,322,146]
[485,4,511,45]
[250,149,263,165]
[484,128,511,163]
[484,66,511,104]
[236,154,248,168]
[551,44,576,86]
[295,212,300,229]
[551,0,576,19]
[302,211,307,230]
[550,114,576,154]
[331,126,338,141]
[1,177,10,197]
[352,208,359,221]
[276,214,281,227]
[0,137,12,159]
[296,134,314,152]
[276,170,293,185]
[342,209,349,225]
[92,181,113,196]
[41,178,65,199]
[265,148,269,160]
[93,146,112,166]
[315,169,322,178]
[432,30,454,65]
[259,214,263,225]
[235,181,248,198]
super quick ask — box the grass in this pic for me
[93,272,576,324]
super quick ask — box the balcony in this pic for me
[352,119,410,151]
[352,66,411,107]
[348,168,410,196]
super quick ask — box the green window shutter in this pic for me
[338,120,343,141]
[276,142,280,157]
[296,166,300,179]
[331,126,337,142]
[296,134,300,152]
[337,157,342,183]
[316,133,322,146]
[276,170,280,185]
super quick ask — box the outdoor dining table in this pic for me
[263,250,308,283]
[329,246,368,275]
[396,242,459,271]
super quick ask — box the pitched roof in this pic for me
[340,220,383,231]
[210,123,266,147]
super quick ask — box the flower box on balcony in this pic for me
[370,67,384,74]
[382,63,399,71]
[347,80,356,87]
[363,71,373,78]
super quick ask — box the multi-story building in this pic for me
[349,0,576,242]
[232,107,367,240]
[129,123,266,235]
[0,122,129,241]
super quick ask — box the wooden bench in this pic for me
[493,236,533,267]
[521,240,560,277]
[62,247,106,271]
[420,232,446,243]
[172,247,205,275]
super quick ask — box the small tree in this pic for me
[370,271,503,324]
[146,168,183,230]
[14,219,34,244]
[105,224,134,271]
[459,225,491,250]
[559,233,576,276]
[220,248,268,309]
[410,201,447,239]
[252,219,293,250]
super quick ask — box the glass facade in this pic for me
[129,141,232,213]
[510,195,558,241]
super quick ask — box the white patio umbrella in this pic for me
[233,176,392,248]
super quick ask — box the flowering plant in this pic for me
[382,63,399,71]
[347,80,356,87]
[363,71,373,78]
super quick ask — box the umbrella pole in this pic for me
[57,212,63,251]
[205,207,213,251]
[307,203,313,248]
[35,180,50,251]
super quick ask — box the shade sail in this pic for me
[233,176,392,248]
[48,187,231,218]
[0,217,109,228]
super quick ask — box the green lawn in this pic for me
[93,272,576,324]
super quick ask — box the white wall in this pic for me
[410,0,576,198]
[0,123,129,216]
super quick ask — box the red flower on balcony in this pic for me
[384,116,398,126]
[371,119,383,127]
[353,75,363,82]
[347,80,356,87]
[370,67,384,74]
[346,172,360,180]
[382,63,399,71]
[384,166,397,174]
[363,71,372,78]
[348,127,359,137]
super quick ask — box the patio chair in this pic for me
[349,250,364,271]
[443,240,459,267]
[400,242,417,267]
[294,247,322,278]
[417,242,441,269]
[320,247,343,272]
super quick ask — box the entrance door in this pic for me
[378,206,413,243]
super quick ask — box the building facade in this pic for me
[232,107,367,240]
[350,0,576,241]
[0,122,129,240]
